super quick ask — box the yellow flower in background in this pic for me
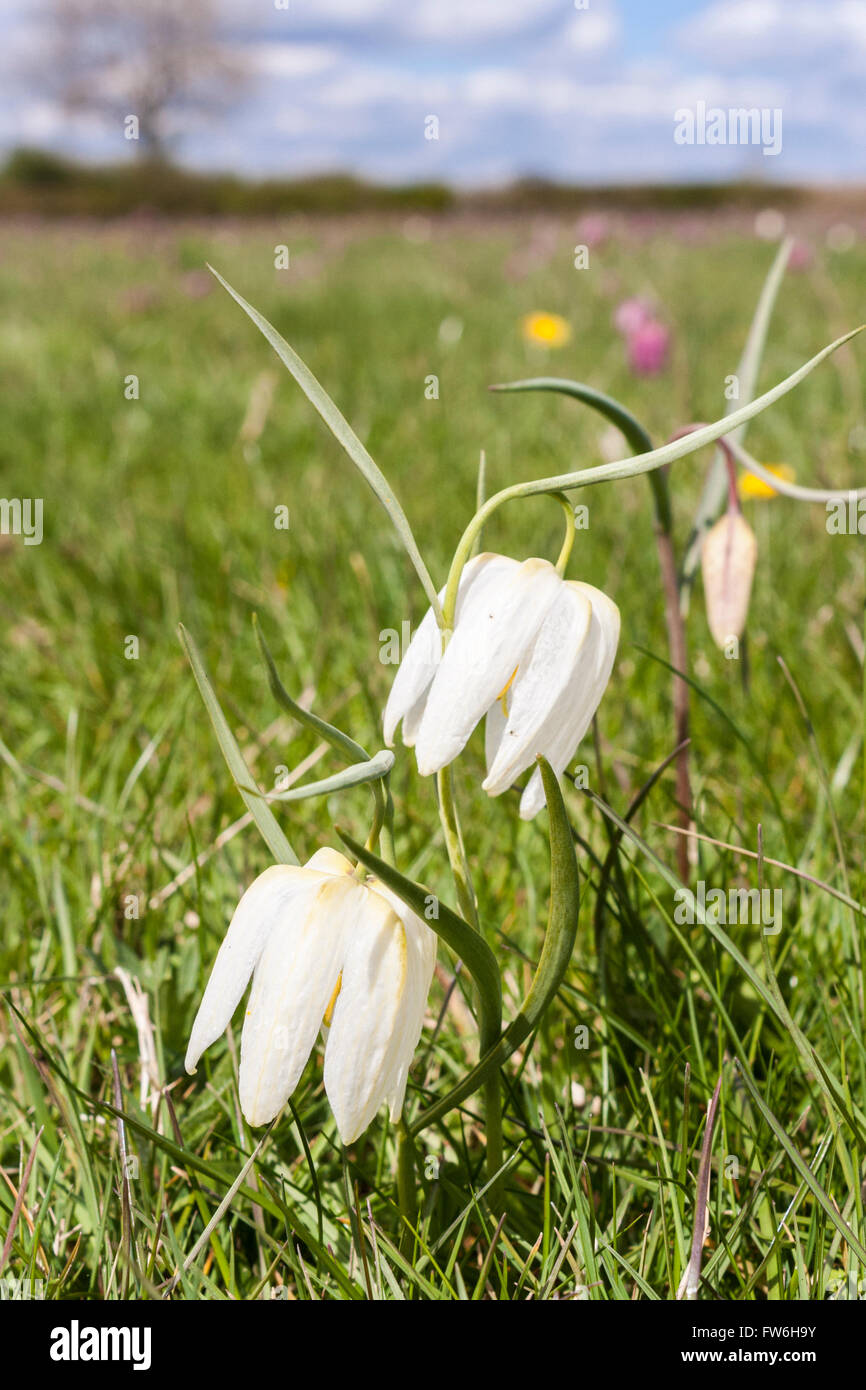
[521,311,572,348]
[738,463,795,500]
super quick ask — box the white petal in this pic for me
[514,582,620,819]
[414,557,561,776]
[484,698,508,775]
[185,864,318,1075]
[366,884,437,1123]
[382,553,513,748]
[324,885,432,1143]
[483,583,593,795]
[518,765,548,820]
[382,598,442,748]
[238,875,362,1126]
[305,847,354,876]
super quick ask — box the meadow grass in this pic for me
[0,213,864,1300]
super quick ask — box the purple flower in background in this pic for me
[625,318,670,376]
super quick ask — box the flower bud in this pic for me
[701,512,757,649]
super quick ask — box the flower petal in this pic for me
[513,582,620,820]
[324,885,431,1143]
[382,553,514,748]
[305,847,354,876]
[484,697,508,774]
[366,883,438,1123]
[482,582,593,795]
[414,557,561,776]
[185,864,318,1075]
[701,512,757,648]
[238,874,361,1126]
[382,599,441,749]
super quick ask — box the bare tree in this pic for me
[44,0,248,161]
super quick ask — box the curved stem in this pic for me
[410,757,580,1138]
[553,492,576,575]
[354,780,387,879]
[341,828,504,1204]
[441,323,862,627]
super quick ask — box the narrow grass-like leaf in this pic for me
[264,748,394,802]
[728,438,866,503]
[446,325,864,617]
[680,237,792,602]
[253,615,368,765]
[677,1073,722,1300]
[209,267,442,620]
[488,377,670,531]
[489,377,653,454]
[489,325,864,501]
[178,622,298,866]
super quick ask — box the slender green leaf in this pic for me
[681,237,792,602]
[178,622,298,865]
[209,267,442,619]
[265,749,394,802]
[489,376,653,455]
[491,325,864,501]
[253,615,369,765]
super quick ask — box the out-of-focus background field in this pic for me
[1,208,864,1299]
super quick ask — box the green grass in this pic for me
[0,214,864,1300]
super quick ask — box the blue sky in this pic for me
[2,0,864,185]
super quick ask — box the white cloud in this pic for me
[563,8,621,53]
[0,0,861,185]
[248,42,339,78]
[678,0,866,64]
[403,0,564,43]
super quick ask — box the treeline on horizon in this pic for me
[0,146,858,219]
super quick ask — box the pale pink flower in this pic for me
[788,240,813,272]
[613,296,653,336]
[626,319,670,376]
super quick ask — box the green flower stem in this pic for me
[435,765,504,1204]
[396,1120,418,1254]
[435,765,478,929]
[553,491,576,576]
[339,830,505,1207]
[409,757,580,1136]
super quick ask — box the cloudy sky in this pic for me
[2,0,865,185]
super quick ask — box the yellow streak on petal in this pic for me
[497,664,520,717]
[323,972,342,1027]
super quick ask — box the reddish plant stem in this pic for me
[661,424,741,880]
[652,479,692,883]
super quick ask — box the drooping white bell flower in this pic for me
[383,552,620,819]
[185,848,437,1142]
